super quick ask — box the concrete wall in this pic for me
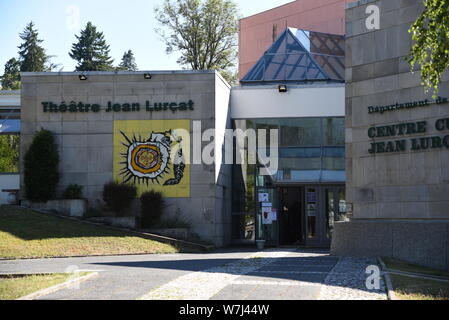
[214,73,232,246]
[231,84,345,119]
[239,0,356,79]
[345,0,449,220]
[0,174,20,204]
[332,0,449,270]
[20,71,232,246]
[332,220,449,271]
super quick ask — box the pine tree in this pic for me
[1,58,21,90]
[117,50,138,71]
[69,22,114,71]
[18,22,51,72]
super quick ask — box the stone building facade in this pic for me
[332,0,449,270]
[20,71,232,246]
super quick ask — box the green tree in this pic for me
[1,58,21,90]
[0,135,19,173]
[407,0,449,96]
[69,22,114,71]
[18,22,52,72]
[116,49,138,71]
[24,129,59,202]
[154,0,239,84]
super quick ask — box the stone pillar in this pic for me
[332,0,449,271]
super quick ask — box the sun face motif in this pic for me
[133,147,159,171]
[129,143,168,177]
[119,131,171,185]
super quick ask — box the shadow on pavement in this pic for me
[91,254,339,284]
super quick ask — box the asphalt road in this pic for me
[0,248,338,300]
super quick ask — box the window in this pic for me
[322,118,345,146]
[322,147,345,170]
[279,147,322,173]
[232,120,256,214]
[255,119,278,149]
[232,117,346,187]
[279,118,322,147]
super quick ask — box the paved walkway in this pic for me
[0,249,387,300]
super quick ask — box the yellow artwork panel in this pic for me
[113,120,190,198]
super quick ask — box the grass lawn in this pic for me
[0,272,89,300]
[390,274,449,300]
[383,257,449,278]
[0,205,178,259]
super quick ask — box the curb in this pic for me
[377,257,398,300]
[16,272,99,300]
[382,268,449,283]
[0,252,181,261]
[21,206,215,253]
[377,257,449,282]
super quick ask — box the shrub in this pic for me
[140,190,165,228]
[24,129,59,202]
[62,184,83,199]
[102,182,137,217]
[84,204,114,218]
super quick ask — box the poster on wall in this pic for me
[113,120,191,198]
[307,191,316,203]
[307,203,316,211]
[258,193,269,202]
[261,202,272,207]
[270,209,277,221]
[339,200,347,213]
[262,206,272,224]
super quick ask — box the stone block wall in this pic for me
[331,220,449,270]
[332,0,449,269]
[20,71,232,246]
[345,0,449,220]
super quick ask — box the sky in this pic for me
[0,0,294,72]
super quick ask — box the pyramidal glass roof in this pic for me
[241,28,345,84]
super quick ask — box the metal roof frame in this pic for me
[241,28,345,84]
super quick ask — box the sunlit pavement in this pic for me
[0,248,386,300]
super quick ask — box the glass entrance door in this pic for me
[255,185,345,247]
[305,187,320,246]
[304,185,346,247]
[323,186,347,247]
[256,187,279,246]
[279,187,305,245]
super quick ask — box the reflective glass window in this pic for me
[279,118,322,147]
[322,118,345,146]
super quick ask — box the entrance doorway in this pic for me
[255,185,346,247]
[279,187,304,245]
[277,186,327,247]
